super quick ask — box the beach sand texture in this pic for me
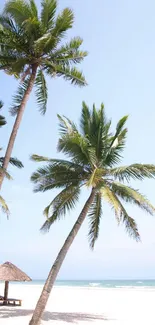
[0,284,155,325]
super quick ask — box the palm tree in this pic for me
[0,0,87,188]
[29,102,155,325]
[0,100,23,216]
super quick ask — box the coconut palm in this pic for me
[0,0,87,188]
[29,102,155,325]
[0,100,23,216]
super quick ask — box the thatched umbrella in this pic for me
[0,261,31,303]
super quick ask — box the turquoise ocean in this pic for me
[12,279,155,289]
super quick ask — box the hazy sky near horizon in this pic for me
[1,0,155,280]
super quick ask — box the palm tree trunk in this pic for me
[0,64,38,189]
[29,188,96,325]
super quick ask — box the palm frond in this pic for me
[101,185,121,221]
[0,157,23,168]
[53,36,83,54]
[45,62,87,87]
[41,185,80,232]
[0,100,3,109]
[115,115,128,137]
[33,32,53,53]
[80,101,91,136]
[22,16,41,37]
[57,114,78,135]
[10,76,30,116]
[0,195,10,218]
[31,154,51,162]
[109,116,128,149]
[103,129,128,167]
[0,15,17,32]
[90,103,110,159]
[86,168,104,187]
[29,0,38,18]
[110,164,155,182]
[57,115,97,167]
[4,0,33,26]
[35,69,48,114]
[111,193,140,241]
[102,115,128,168]
[88,192,102,249]
[0,101,6,127]
[51,37,88,65]
[53,8,74,38]
[9,157,23,168]
[0,115,6,127]
[31,155,83,170]
[11,58,30,75]
[101,185,140,240]
[0,167,12,180]
[31,160,85,192]
[110,181,155,215]
[41,0,57,31]
[58,132,91,166]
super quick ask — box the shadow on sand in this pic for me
[0,308,108,322]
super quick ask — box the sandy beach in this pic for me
[0,284,155,325]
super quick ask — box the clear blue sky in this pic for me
[1,0,155,280]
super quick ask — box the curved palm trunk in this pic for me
[0,65,38,189]
[29,188,96,325]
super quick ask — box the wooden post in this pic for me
[4,281,9,304]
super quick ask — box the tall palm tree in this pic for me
[0,100,23,216]
[30,102,155,325]
[0,0,87,188]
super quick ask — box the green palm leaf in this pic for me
[53,8,74,37]
[110,193,140,241]
[0,167,12,180]
[88,192,102,249]
[4,0,33,25]
[110,164,155,182]
[35,69,47,114]
[80,101,91,136]
[41,0,57,30]
[31,154,84,171]
[110,182,155,215]
[41,185,80,231]
[0,195,10,218]
[101,185,140,240]
[0,157,23,168]
[57,114,78,135]
[45,63,87,87]
[101,185,120,220]
[29,0,38,18]
[0,115,6,127]
[51,37,88,65]
[10,76,30,116]
[31,159,86,192]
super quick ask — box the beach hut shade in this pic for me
[0,261,31,303]
[0,262,31,281]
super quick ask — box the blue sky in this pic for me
[1,0,155,280]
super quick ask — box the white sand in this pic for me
[0,284,155,325]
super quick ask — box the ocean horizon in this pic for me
[9,279,155,289]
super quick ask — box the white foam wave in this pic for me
[89,282,101,287]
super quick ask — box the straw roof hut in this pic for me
[0,261,31,303]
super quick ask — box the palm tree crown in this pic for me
[31,102,155,248]
[0,0,87,115]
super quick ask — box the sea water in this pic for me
[11,279,155,289]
